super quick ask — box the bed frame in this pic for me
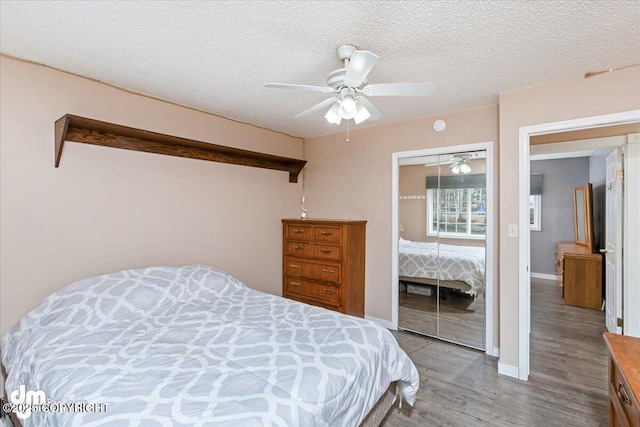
[4,383,400,427]
[400,276,472,293]
[360,383,398,427]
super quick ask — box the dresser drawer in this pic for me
[284,277,341,305]
[610,359,640,426]
[284,276,305,294]
[304,281,341,305]
[285,241,312,257]
[312,244,341,261]
[285,292,341,312]
[284,258,341,284]
[313,226,342,243]
[286,224,312,240]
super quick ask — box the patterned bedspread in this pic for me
[1,265,419,426]
[399,239,485,292]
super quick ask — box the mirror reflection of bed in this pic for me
[398,151,487,350]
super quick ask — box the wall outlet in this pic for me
[508,224,519,238]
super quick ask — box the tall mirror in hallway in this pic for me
[398,150,486,350]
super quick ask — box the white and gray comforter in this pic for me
[399,239,485,292]
[1,265,419,426]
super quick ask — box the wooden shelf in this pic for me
[54,114,306,183]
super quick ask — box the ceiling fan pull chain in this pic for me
[345,120,350,143]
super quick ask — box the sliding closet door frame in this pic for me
[391,141,496,357]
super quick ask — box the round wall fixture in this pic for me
[433,119,446,132]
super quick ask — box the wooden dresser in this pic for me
[556,241,603,309]
[282,219,366,317]
[604,333,640,427]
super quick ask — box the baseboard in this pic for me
[497,361,519,379]
[530,272,559,281]
[487,346,500,358]
[365,315,395,330]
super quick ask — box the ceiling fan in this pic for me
[422,154,471,173]
[420,151,485,173]
[449,155,472,174]
[265,44,435,125]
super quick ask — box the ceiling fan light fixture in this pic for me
[353,101,371,124]
[325,103,342,125]
[451,164,461,174]
[460,163,471,174]
[338,95,357,119]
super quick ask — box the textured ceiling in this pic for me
[1,1,639,139]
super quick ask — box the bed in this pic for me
[1,265,419,426]
[398,238,485,295]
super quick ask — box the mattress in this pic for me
[398,238,485,292]
[1,265,419,426]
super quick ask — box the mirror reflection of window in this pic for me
[530,195,541,231]
[426,178,486,239]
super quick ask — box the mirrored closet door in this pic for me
[398,150,487,350]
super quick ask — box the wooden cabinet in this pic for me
[604,333,640,427]
[556,242,602,309]
[282,219,366,316]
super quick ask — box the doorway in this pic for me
[391,141,497,356]
[517,110,640,380]
[528,139,625,385]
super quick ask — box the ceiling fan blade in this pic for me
[265,83,336,93]
[343,50,379,87]
[363,81,435,97]
[357,97,384,121]
[294,97,338,118]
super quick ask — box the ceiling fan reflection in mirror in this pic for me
[419,151,485,174]
[449,155,472,174]
[265,44,435,125]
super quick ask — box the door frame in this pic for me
[391,141,497,356]
[518,109,640,380]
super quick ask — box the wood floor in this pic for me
[382,277,608,426]
[399,286,485,348]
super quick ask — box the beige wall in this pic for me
[498,66,640,368]
[303,105,499,345]
[0,56,304,339]
[399,165,428,242]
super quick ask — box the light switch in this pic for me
[508,224,519,238]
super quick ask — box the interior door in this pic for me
[604,148,623,334]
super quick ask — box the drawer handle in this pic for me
[618,382,632,406]
[290,282,301,287]
[320,231,333,236]
[289,264,300,268]
[320,249,333,254]
[322,269,336,274]
[323,289,336,295]
[294,246,303,250]
[293,229,304,234]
